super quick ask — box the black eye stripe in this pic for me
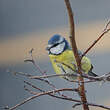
[52,41,64,48]
[48,41,64,51]
[47,44,58,51]
[49,43,59,50]
[53,43,59,47]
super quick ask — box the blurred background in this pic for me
[1,0,110,110]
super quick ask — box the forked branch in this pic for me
[64,0,89,109]
[82,20,110,57]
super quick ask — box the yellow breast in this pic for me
[49,50,91,76]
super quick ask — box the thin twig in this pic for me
[30,73,78,79]
[24,80,78,98]
[7,83,110,110]
[72,102,110,110]
[6,88,80,110]
[82,20,110,57]
[13,70,55,87]
[25,48,46,75]
[72,102,82,108]
[12,71,72,97]
[30,72,110,82]
[24,85,38,95]
[24,81,44,92]
[13,69,110,83]
[103,20,110,32]
[88,103,110,110]
[13,70,80,100]
[24,49,63,96]
[12,71,51,83]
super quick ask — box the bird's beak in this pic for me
[46,44,52,51]
[46,47,50,51]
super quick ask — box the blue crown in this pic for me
[48,34,64,45]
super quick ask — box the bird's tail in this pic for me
[88,71,98,77]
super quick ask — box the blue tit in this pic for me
[46,34,97,81]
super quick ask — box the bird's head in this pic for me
[46,34,70,55]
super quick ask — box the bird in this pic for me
[46,34,97,81]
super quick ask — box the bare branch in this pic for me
[64,0,89,109]
[12,69,110,82]
[64,0,81,69]
[82,20,110,57]
[30,72,110,82]
[30,73,77,79]
[6,88,80,110]
[6,95,40,110]
[12,71,78,97]
[87,103,110,110]
[24,80,79,99]
[24,85,38,95]
[24,48,46,75]
[72,102,82,108]
[12,71,60,93]
[103,20,110,32]
[24,49,63,95]
[72,102,110,110]
[24,81,44,92]
[7,82,110,110]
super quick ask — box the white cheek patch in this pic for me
[50,42,65,54]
